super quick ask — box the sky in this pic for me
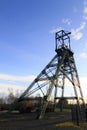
[0,0,87,102]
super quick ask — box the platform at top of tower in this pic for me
[55,46,73,57]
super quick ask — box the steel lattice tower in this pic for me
[9,30,85,119]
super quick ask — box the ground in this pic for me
[0,111,86,130]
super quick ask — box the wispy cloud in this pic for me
[83,15,87,20]
[62,18,72,25]
[50,27,63,33]
[0,74,36,82]
[83,0,87,20]
[0,83,26,97]
[71,0,87,42]
[83,0,87,13]
[50,21,86,40]
[50,18,72,34]
[0,73,36,97]
[85,42,87,46]
[71,31,83,40]
[71,22,86,40]
[80,52,87,59]
[83,7,87,14]
[0,76,87,102]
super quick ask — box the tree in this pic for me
[0,98,4,104]
[6,88,16,104]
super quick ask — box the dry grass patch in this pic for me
[55,122,84,130]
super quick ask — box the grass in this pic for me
[0,111,86,130]
[55,108,71,112]
[79,123,87,130]
[55,122,85,130]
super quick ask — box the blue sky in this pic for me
[0,0,87,101]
